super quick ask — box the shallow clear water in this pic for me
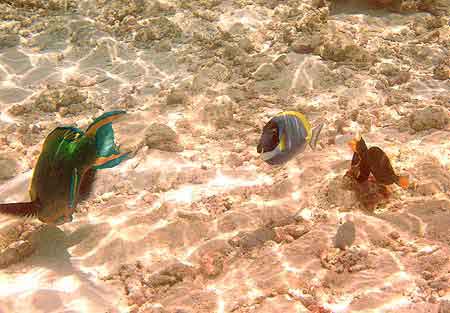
[0,1,449,313]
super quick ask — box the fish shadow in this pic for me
[27,223,96,274]
[341,173,392,211]
[20,169,104,271]
[19,223,120,312]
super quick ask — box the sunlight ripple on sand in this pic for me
[0,270,43,297]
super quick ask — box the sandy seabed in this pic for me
[0,0,449,312]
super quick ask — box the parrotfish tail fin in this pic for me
[397,175,409,189]
[309,123,323,151]
[85,111,130,170]
[93,152,130,170]
[85,110,127,137]
[0,201,40,219]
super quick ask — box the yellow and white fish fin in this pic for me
[309,123,323,150]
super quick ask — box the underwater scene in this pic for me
[0,0,449,312]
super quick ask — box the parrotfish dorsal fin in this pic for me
[43,126,85,157]
[0,201,41,219]
[45,126,84,144]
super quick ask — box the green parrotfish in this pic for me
[0,110,130,225]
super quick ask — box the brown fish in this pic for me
[367,146,409,189]
[347,136,409,189]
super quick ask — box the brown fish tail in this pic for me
[0,201,40,219]
[397,175,409,189]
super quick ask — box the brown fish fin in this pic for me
[397,175,409,189]
[0,201,41,219]
[348,139,358,152]
[348,132,363,151]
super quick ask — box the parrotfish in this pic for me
[348,136,409,189]
[0,110,130,225]
[257,111,323,165]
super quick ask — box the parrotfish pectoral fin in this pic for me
[309,123,323,150]
[69,168,81,208]
[93,152,130,170]
[0,201,40,218]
